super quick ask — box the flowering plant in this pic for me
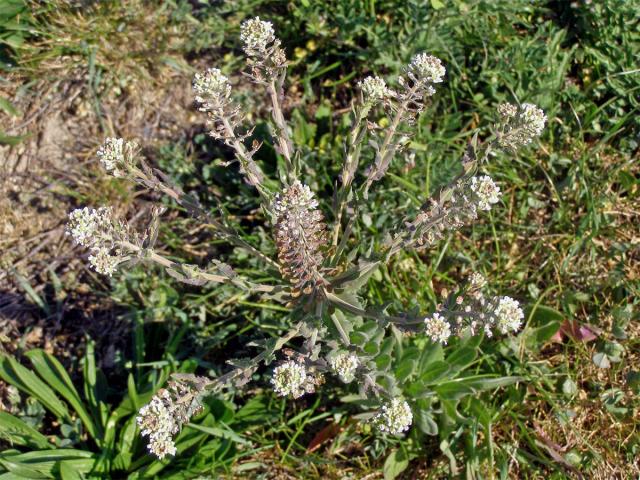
[67,17,546,458]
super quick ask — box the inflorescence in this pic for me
[329,352,360,383]
[66,207,129,276]
[136,380,202,459]
[372,398,414,435]
[272,180,328,296]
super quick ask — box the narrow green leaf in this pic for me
[25,350,97,440]
[0,355,69,421]
[0,412,52,450]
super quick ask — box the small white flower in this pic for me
[329,352,359,383]
[240,17,275,53]
[493,296,524,334]
[409,53,446,84]
[373,398,413,435]
[147,434,177,459]
[97,137,138,177]
[271,360,308,398]
[424,313,452,344]
[358,76,391,103]
[193,68,232,111]
[470,175,501,211]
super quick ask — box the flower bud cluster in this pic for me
[193,68,232,112]
[66,207,128,276]
[97,137,138,177]
[372,398,413,435]
[358,76,393,104]
[498,102,547,148]
[329,352,360,383]
[137,380,203,459]
[271,360,321,398]
[272,181,327,296]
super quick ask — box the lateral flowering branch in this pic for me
[67,16,547,458]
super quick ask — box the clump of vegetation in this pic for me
[66,17,545,459]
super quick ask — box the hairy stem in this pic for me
[267,78,295,178]
[119,240,276,292]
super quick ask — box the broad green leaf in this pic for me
[25,350,97,440]
[0,412,52,450]
[59,462,85,480]
[0,355,69,421]
[375,354,392,370]
[446,347,477,373]
[383,448,409,480]
[395,358,417,383]
[592,352,610,369]
[418,361,450,385]
[415,407,438,436]
[435,376,521,401]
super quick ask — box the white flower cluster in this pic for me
[240,17,275,53]
[329,352,359,383]
[373,398,413,435]
[137,391,178,459]
[272,180,319,215]
[493,296,524,334]
[358,76,392,104]
[519,103,547,140]
[137,382,201,459]
[409,53,446,84]
[67,207,125,276]
[470,175,501,211]
[271,360,314,398]
[498,102,547,147]
[468,272,487,290]
[424,312,452,344]
[497,102,518,119]
[96,137,138,177]
[193,68,232,112]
